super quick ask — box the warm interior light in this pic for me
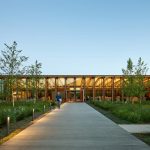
[69,87,81,91]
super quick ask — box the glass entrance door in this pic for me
[66,90,84,102]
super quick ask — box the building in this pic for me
[0,75,150,102]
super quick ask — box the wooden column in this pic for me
[45,77,48,100]
[16,78,19,100]
[92,77,95,101]
[99,78,101,100]
[55,77,57,96]
[19,79,23,100]
[35,79,37,100]
[35,78,37,100]
[111,77,115,102]
[65,77,67,101]
[102,77,105,100]
[101,78,103,99]
[28,78,31,99]
[26,78,28,100]
[83,77,86,102]
[121,77,124,101]
[37,79,40,100]
[74,77,76,101]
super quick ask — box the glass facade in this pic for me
[0,75,150,102]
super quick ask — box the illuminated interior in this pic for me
[0,75,150,102]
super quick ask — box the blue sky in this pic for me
[0,0,150,75]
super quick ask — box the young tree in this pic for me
[0,41,28,105]
[134,57,149,103]
[27,60,42,101]
[122,57,149,103]
[122,58,135,101]
[122,58,134,75]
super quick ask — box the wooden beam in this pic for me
[80,78,84,88]
[87,78,92,88]
[95,77,100,85]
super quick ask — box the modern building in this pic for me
[0,75,150,102]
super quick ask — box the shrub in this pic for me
[0,100,56,125]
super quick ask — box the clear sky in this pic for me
[0,0,150,75]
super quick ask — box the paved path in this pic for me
[0,103,149,150]
[119,124,150,133]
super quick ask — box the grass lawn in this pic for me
[89,100,150,123]
[133,133,150,146]
[87,101,131,124]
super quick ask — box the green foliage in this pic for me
[27,60,42,100]
[91,100,150,123]
[0,100,56,125]
[0,41,28,102]
[122,57,149,101]
[0,41,28,75]
[122,58,134,75]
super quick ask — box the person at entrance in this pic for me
[56,92,62,109]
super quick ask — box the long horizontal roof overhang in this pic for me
[0,75,150,78]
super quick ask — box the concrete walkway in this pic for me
[0,103,149,150]
[119,124,150,133]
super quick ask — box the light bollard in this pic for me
[7,116,10,135]
[0,126,2,142]
[43,105,45,113]
[49,103,52,111]
[32,108,35,121]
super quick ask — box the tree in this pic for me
[0,41,28,75]
[122,57,149,103]
[0,41,28,105]
[122,58,134,75]
[27,60,42,101]
[134,57,149,103]
[122,58,135,101]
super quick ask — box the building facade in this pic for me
[0,75,150,102]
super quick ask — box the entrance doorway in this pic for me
[66,90,84,102]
